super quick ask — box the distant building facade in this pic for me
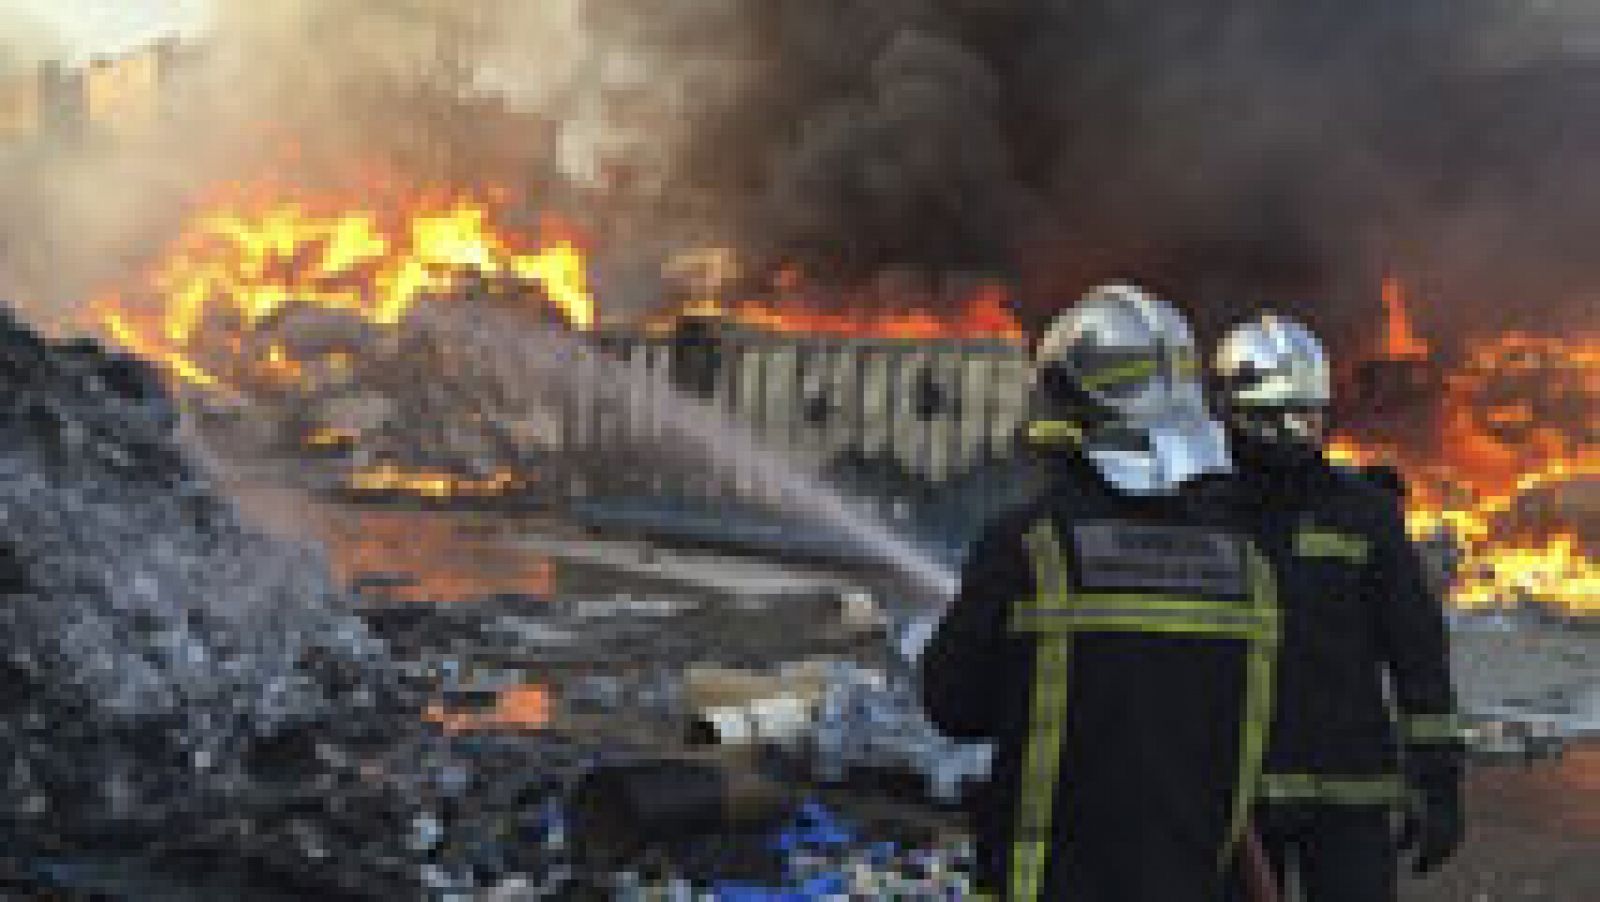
[0,37,188,144]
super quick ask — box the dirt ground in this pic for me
[1402,743,1599,901]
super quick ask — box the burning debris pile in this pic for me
[88,171,594,501]
[1334,284,1599,615]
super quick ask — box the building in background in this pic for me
[0,37,187,145]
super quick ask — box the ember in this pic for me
[345,463,530,500]
[427,684,553,734]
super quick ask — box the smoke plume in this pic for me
[559,0,1600,344]
[2,0,1599,347]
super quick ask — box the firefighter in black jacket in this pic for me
[1214,314,1466,901]
[921,284,1281,901]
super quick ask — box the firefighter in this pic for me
[1214,314,1466,901]
[920,283,1280,901]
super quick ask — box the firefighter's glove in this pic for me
[1397,771,1465,875]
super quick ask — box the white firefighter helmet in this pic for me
[1027,282,1232,494]
[1214,313,1331,446]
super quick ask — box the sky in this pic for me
[4,0,209,62]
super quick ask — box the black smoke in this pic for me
[587,0,1597,346]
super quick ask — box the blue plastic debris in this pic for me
[711,871,850,901]
[771,800,856,854]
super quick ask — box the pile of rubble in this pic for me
[194,303,565,499]
[0,306,585,897]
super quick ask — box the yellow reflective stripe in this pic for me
[1012,613,1270,639]
[1012,594,1277,637]
[1025,419,1084,446]
[1293,528,1370,564]
[1403,713,1469,744]
[1072,593,1281,615]
[1012,522,1284,887]
[1221,546,1278,871]
[1078,357,1159,390]
[1013,639,1072,902]
[1258,773,1409,805]
[1023,518,1071,607]
[1012,520,1074,902]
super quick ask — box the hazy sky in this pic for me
[5,0,210,61]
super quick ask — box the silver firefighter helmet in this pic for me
[1214,313,1332,448]
[1027,282,1231,494]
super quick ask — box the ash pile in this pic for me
[0,307,580,898]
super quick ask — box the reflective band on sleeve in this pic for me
[1258,773,1410,806]
[1403,713,1470,744]
[1293,527,1370,564]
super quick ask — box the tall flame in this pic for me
[1380,276,1431,360]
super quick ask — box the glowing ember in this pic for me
[426,684,552,734]
[90,173,596,391]
[346,464,529,500]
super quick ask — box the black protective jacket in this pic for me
[921,456,1278,902]
[1234,456,1463,809]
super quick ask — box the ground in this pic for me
[1405,743,1599,901]
[226,478,1600,899]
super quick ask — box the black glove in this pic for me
[1397,771,1465,874]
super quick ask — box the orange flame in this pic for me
[426,684,552,734]
[345,464,529,500]
[1380,276,1431,360]
[1335,329,1598,614]
[666,282,1024,341]
[90,172,595,391]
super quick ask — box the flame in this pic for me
[706,284,1025,341]
[90,172,595,392]
[102,310,223,389]
[1380,276,1431,360]
[1335,327,1598,615]
[346,464,529,500]
[656,252,1024,341]
[305,427,358,449]
[1450,535,1600,610]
